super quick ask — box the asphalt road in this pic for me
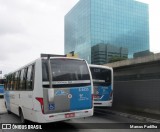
[0,110,159,132]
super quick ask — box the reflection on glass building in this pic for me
[64,0,149,64]
[91,43,128,64]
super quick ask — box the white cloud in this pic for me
[137,0,160,53]
[148,1,160,53]
[0,0,78,76]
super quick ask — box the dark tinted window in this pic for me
[19,69,25,90]
[90,67,111,85]
[6,75,11,90]
[11,73,15,90]
[26,65,34,90]
[14,72,19,90]
[50,59,90,81]
[8,75,12,90]
[42,59,49,81]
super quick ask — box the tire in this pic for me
[19,109,26,124]
[7,110,11,114]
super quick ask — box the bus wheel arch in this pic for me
[19,107,26,123]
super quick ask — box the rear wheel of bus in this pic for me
[19,108,26,123]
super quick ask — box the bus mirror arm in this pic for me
[48,89,54,103]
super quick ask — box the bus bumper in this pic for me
[34,109,93,123]
[94,100,112,107]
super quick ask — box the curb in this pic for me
[0,111,7,115]
[95,108,160,123]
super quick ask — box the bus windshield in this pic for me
[42,59,90,82]
[90,67,111,85]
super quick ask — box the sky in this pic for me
[0,0,160,77]
[138,0,160,52]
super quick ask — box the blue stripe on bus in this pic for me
[95,85,112,101]
[0,85,4,94]
[70,86,92,111]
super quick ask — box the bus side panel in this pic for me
[43,88,70,114]
[5,91,19,115]
[43,86,92,114]
[10,91,19,115]
[31,59,43,122]
[70,86,92,111]
[94,85,112,101]
[20,91,34,120]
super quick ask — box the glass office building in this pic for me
[65,0,149,63]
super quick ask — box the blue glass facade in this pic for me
[65,0,149,63]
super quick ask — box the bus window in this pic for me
[19,69,25,90]
[14,72,19,90]
[8,75,12,90]
[26,65,34,90]
[4,79,7,91]
[42,60,49,81]
[11,73,15,90]
[17,71,21,90]
[10,74,12,90]
[90,67,111,86]
[5,76,9,90]
[50,59,90,81]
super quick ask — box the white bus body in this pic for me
[4,56,93,123]
[89,64,113,107]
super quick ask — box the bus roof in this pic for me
[89,64,113,70]
[6,57,86,76]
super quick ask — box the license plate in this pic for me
[65,113,75,118]
[94,95,100,99]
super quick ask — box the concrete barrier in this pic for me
[113,80,160,115]
[104,53,160,116]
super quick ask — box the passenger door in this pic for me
[20,65,34,118]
